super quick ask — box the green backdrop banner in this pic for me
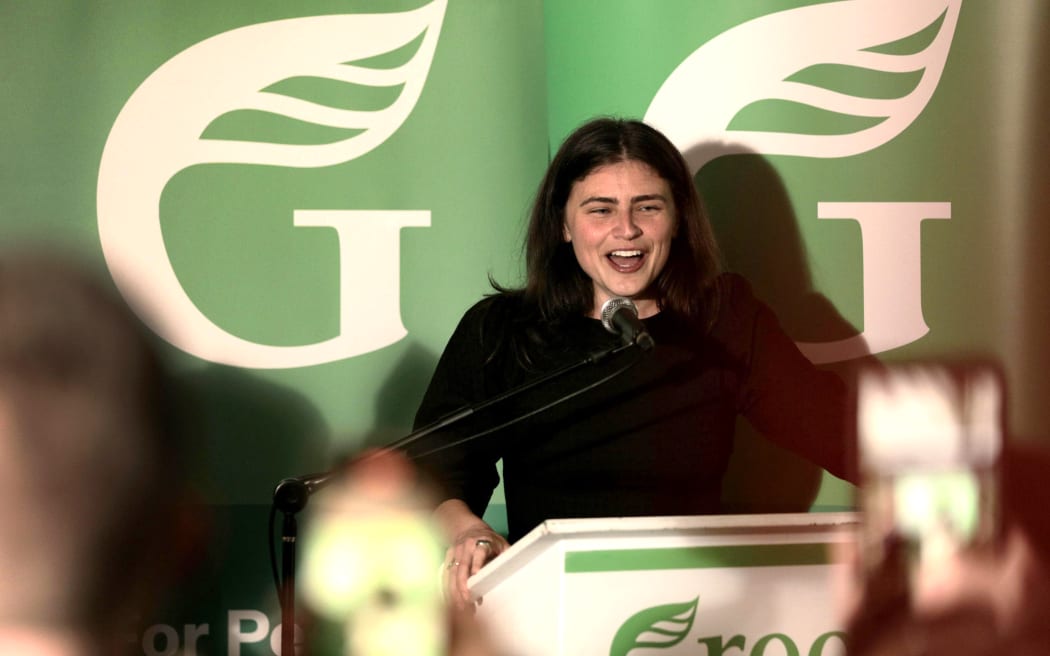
[4,1,1048,653]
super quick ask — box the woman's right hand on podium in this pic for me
[434,499,510,610]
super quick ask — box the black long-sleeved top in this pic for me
[409,274,854,542]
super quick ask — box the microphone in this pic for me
[272,471,336,514]
[600,297,655,351]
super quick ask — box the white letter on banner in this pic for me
[142,625,179,656]
[796,202,951,363]
[294,210,430,354]
[270,623,303,655]
[183,624,209,656]
[228,610,269,656]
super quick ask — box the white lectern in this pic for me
[470,513,858,656]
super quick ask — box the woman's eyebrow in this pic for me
[578,193,667,207]
[578,195,618,206]
[631,193,668,203]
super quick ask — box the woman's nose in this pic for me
[613,212,642,239]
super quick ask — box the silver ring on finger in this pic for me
[475,539,492,550]
[447,560,460,570]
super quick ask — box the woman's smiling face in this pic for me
[562,159,676,319]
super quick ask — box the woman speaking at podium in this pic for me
[407,118,855,607]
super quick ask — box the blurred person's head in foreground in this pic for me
[0,249,189,654]
[301,449,502,656]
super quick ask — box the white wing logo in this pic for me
[645,0,961,172]
[97,0,446,368]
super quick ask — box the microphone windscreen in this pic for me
[600,297,637,335]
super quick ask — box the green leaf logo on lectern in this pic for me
[609,596,698,656]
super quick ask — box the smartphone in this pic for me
[855,362,1003,591]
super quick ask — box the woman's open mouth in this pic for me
[607,249,645,273]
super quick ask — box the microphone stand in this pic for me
[272,473,327,656]
[385,339,636,453]
[269,337,643,652]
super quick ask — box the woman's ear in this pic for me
[563,223,572,242]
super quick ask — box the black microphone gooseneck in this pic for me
[270,310,657,649]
